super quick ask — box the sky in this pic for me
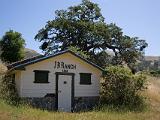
[0,0,160,56]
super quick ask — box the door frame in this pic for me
[55,72,75,112]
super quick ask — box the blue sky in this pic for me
[0,0,160,56]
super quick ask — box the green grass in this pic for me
[0,76,160,120]
[0,99,159,120]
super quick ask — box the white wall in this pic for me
[17,52,101,97]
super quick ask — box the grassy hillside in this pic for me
[23,48,41,59]
[145,56,160,61]
[146,76,160,112]
[0,76,160,120]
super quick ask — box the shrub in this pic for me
[100,66,147,110]
[0,74,20,106]
[150,69,160,77]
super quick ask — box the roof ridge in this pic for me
[7,54,44,69]
[7,50,103,71]
[7,50,70,69]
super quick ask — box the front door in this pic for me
[58,75,72,112]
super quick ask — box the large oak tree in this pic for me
[35,0,147,69]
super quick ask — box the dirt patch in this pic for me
[0,112,11,120]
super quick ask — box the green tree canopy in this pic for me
[0,30,25,63]
[35,0,148,69]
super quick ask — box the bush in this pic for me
[150,69,160,77]
[0,74,20,106]
[100,66,147,110]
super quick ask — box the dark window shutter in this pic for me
[34,70,49,83]
[80,73,92,85]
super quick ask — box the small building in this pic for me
[7,50,103,112]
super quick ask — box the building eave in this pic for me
[8,50,104,72]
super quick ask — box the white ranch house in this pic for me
[7,50,103,112]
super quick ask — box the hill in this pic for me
[140,56,160,71]
[106,50,160,70]
[23,48,41,59]
[145,56,160,61]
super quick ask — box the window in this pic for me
[80,73,92,85]
[33,70,49,83]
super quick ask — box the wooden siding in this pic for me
[15,52,101,97]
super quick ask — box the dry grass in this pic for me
[0,76,160,120]
[0,63,7,75]
[0,102,159,120]
[146,76,160,113]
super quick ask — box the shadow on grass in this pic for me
[0,97,148,114]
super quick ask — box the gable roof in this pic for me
[7,50,103,72]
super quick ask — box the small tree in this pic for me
[0,30,25,63]
[101,66,147,110]
[0,75,20,105]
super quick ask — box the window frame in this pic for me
[33,70,50,83]
[79,73,92,85]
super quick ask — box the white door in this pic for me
[58,75,72,112]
